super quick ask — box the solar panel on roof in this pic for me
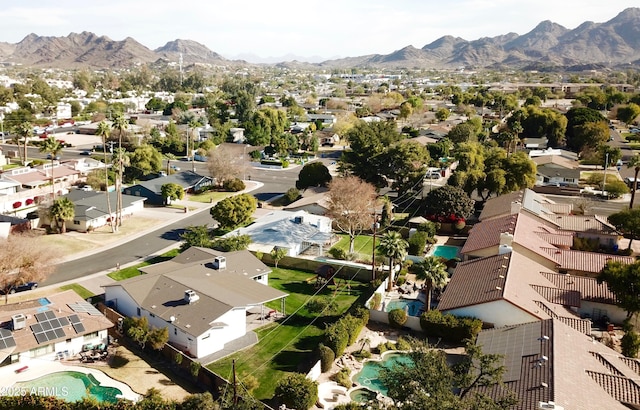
[30,324,43,333]
[58,317,69,326]
[35,312,48,323]
[68,301,101,316]
[41,321,52,331]
[0,329,14,350]
[44,330,56,341]
[34,333,48,344]
[68,314,80,324]
[44,310,56,320]
[54,328,66,339]
[72,322,85,334]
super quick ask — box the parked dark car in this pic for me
[1,281,38,295]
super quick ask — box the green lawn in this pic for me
[59,284,94,300]
[188,191,234,203]
[332,234,375,260]
[107,249,180,281]
[207,267,369,400]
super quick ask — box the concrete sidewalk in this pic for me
[44,181,264,296]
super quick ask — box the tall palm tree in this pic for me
[38,136,62,199]
[16,122,33,165]
[49,197,75,234]
[376,231,408,292]
[96,121,115,232]
[413,256,448,311]
[111,114,128,228]
[627,154,640,209]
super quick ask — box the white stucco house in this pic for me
[103,248,288,359]
[227,210,335,256]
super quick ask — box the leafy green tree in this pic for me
[38,136,62,199]
[270,246,287,268]
[124,316,149,349]
[48,197,75,234]
[210,194,257,230]
[341,121,403,187]
[605,180,630,199]
[435,107,450,122]
[296,162,332,189]
[327,176,377,253]
[423,185,475,221]
[617,103,640,125]
[502,151,537,192]
[212,234,252,252]
[598,260,640,318]
[608,209,640,249]
[126,144,162,182]
[244,107,289,146]
[147,326,169,352]
[377,231,408,291]
[180,225,212,251]
[382,142,430,197]
[14,121,32,165]
[161,183,184,205]
[274,373,318,410]
[412,256,448,310]
[284,187,300,204]
[447,122,478,144]
[565,107,607,153]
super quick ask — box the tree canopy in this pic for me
[210,193,257,230]
[608,208,640,249]
[599,260,640,319]
[274,373,318,410]
[422,185,475,222]
[296,161,332,190]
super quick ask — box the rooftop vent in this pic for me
[213,256,226,270]
[184,290,200,304]
[12,313,26,330]
[294,216,304,224]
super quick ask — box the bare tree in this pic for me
[327,176,377,253]
[0,233,57,303]
[206,145,243,187]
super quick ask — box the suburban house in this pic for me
[473,318,640,409]
[316,130,340,146]
[283,187,331,216]
[104,248,288,359]
[460,211,632,277]
[478,189,572,222]
[438,252,593,330]
[0,290,113,366]
[226,210,335,257]
[123,171,214,205]
[532,155,581,187]
[2,162,81,190]
[45,189,147,233]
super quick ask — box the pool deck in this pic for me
[0,359,140,402]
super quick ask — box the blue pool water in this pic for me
[353,353,414,396]
[13,371,123,403]
[386,299,425,316]
[431,245,460,260]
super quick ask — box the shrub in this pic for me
[307,297,338,314]
[274,373,318,410]
[396,276,406,286]
[351,305,370,324]
[396,336,412,351]
[368,293,382,310]
[282,159,290,168]
[328,247,348,260]
[621,330,640,358]
[419,309,482,342]
[190,361,201,379]
[342,314,365,345]
[284,187,300,204]
[408,231,428,255]
[223,178,245,192]
[332,368,352,389]
[388,308,408,328]
[377,343,388,354]
[319,344,335,373]
[325,322,349,356]
[353,350,371,360]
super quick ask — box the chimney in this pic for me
[184,290,199,304]
[499,232,514,246]
[213,256,226,270]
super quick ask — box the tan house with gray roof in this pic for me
[103,248,288,359]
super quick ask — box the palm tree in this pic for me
[413,256,448,311]
[96,121,115,232]
[16,122,33,165]
[38,136,62,199]
[376,231,408,292]
[164,153,177,175]
[111,114,128,228]
[49,197,75,234]
[627,154,640,209]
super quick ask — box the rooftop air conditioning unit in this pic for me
[184,290,200,304]
[294,216,304,224]
[213,256,226,270]
[12,313,26,330]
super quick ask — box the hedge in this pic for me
[324,311,369,356]
[388,309,408,328]
[419,309,483,342]
[318,344,335,372]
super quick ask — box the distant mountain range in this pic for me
[1,8,639,70]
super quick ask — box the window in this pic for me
[83,332,99,341]
[137,307,141,316]
[174,328,177,335]
[150,313,155,318]
[202,333,210,340]
[73,220,80,225]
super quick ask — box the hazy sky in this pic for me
[1,1,638,62]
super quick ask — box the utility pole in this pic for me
[602,152,609,196]
[371,212,379,281]
[232,359,238,405]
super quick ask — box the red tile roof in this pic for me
[540,272,618,304]
[541,248,634,274]
[461,214,517,254]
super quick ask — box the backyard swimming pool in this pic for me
[13,371,123,403]
[385,299,425,316]
[353,352,414,397]
[430,245,460,260]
